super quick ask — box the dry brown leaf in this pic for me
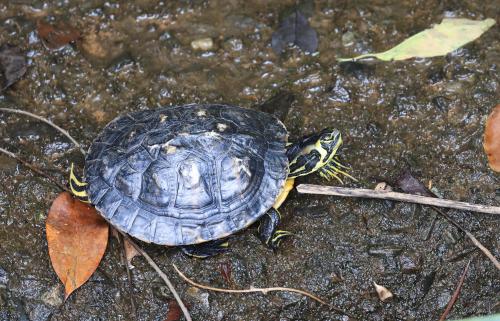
[165,299,182,321]
[484,104,500,172]
[124,237,140,268]
[373,282,393,301]
[37,21,81,50]
[46,192,109,299]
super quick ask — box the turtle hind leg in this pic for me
[69,163,90,203]
[181,238,230,259]
[258,208,293,250]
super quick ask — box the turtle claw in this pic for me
[181,238,229,259]
[258,208,292,250]
[269,229,293,250]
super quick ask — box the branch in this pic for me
[0,147,69,193]
[0,107,86,155]
[296,185,500,215]
[121,234,192,321]
[172,264,352,317]
[438,259,472,321]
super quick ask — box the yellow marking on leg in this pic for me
[70,163,87,187]
[69,163,89,199]
[273,178,295,210]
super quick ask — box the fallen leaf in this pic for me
[271,10,318,54]
[395,170,433,197]
[124,237,140,268]
[374,182,393,192]
[46,192,109,299]
[219,262,234,287]
[373,282,393,301]
[338,18,496,62]
[37,21,81,50]
[165,299,181,321]
[0,44,27,92]
[484,104,500,172]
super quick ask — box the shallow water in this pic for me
[0,1,499,320]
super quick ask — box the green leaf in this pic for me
[337,18,496,62]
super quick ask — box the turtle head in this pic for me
[317,128,342,157]
[287,128,355,183]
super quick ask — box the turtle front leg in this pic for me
[181,238,229,259]
[258,208,292,250]
[258,178,295,250]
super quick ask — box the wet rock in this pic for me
[427,67,446,84]
[339,61,374,82]
[328,79,351,103]
[28,303,52,321]
[436,291,452,309]
[393,94,417,116]
[152,284,171,299]
[0,266,8,286]
[223,38,243,52]
[431,96,451,112]
[399,252,421,274]
[225,15,259,31]
[341,31,356,47]
[40,284,63,307]
[191,38,214,51]
[186,286,210,309]
[80,29,128,67]
[0,44,27,92]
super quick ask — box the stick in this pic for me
[0,107,86,155]
[0,147,70,193]
[119,233,137,319]
[297,184,500,270]
[296,185,500,215]
[430,206,500,270]
[438,259,472,321]
[172,264,352,317]
[120,234,192,321]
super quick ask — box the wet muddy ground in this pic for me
[0,0,499,320]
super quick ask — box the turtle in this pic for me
[70,104,353,257]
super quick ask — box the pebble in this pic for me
[191,38,214,51]
[40,284,63,307]
[0,266,8,286]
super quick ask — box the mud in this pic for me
[0,1,499,320]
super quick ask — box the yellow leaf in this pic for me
[338,18,495,62]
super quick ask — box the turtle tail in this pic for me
[69,163,90,203]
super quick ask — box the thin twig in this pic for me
[118,233,137,320]
[430,206,500,270]
[172,264,352,316]
[0,107,86,155]
[297,184,500,270]
[120,233,192,321]
[296,185,500,215]
[0,147,69,193]
[438,259,472,321]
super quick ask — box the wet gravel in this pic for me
[0,0,499,320]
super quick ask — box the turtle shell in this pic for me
[84,104,289,245]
